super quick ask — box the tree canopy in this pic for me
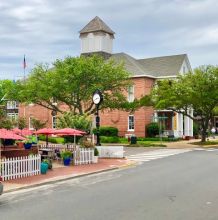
[152,65,218,142]
[9,55,137,115]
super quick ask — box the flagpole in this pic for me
[23,54,26,81]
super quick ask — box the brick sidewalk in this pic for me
[3,158,133,192]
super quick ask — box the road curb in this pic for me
[4,167,120,194]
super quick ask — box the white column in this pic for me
[154,112,158,122]
[184,115,190,136]
[177,113,184,137]
[189,109,193,137]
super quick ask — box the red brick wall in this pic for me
[100,77,155,137]
[19,104,53,129]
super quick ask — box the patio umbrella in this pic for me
[54,128,85,146]
[13,128,33,136]
[0,129,26,160]
[34,128,56,146]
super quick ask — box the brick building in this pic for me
[17,16,193,138]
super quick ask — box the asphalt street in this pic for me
[1,148,218,220]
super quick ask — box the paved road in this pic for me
[1,149,218,220]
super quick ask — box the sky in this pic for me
[0,0,218,80]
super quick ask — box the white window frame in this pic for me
[52,116,57,129]
[128,85,134,102]
[7,101,18,109]
[29,116,34,130]
[7,113,18,121]
[128,115,134,131]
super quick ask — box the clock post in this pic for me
[92,89,103,146]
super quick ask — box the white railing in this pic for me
[0,155,41,181]
[39,144,78,152]
[96,146,124,158]
[74,148,94,165]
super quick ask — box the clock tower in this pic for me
[79,16,115,59]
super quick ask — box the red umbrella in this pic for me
[13,128,33,136]
[34,128,56,146]
[54,128,86,135]
[0,129,26,140]
[54,128,85,146]
[0,129,26,159]
[34,128,56,135]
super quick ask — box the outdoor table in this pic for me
[39,148,54,160]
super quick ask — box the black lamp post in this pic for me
[92,89,103,146]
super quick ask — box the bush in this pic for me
[100,136,119,143]
[137,137,180,142]
[146,122,160,137]
[61,151,72,159]
[80,140,94,148]
[94,148,99,156]
[93,127,118,137]
[38,135,65,144]
[193,123,199,136]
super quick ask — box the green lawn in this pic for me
[191,140,218,146]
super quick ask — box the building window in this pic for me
[7,113,18,121]
[7,101,18,109]
[29,116,34,130]
[52,116,57,129]
[128,85,134,102]
[128,115,134,131]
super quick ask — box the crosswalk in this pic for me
[127,149,192,163]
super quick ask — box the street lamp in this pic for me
[92,89,103,146]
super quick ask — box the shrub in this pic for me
[146,122,160,137]
[100,136,119,143]
[94,148,99,156]
[193,122,199,136]
[93,127,118,137]
[80,140,94,148]
[38,135,65,144]
[60,151,72,159]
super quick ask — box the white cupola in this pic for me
[79,16,115,55]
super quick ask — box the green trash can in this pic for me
[130,136,137,144]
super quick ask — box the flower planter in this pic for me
[24,143,32,150]
[17,142,24,149]
[63,158,71,166]
[41,162,48,174]
[93,156,98,163]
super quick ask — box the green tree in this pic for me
[17,117,27,130]
[152,65,218,142]
[31,118,46,131]
[10,55,134,115]
[57,112,92,133]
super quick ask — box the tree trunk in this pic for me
[201,119,209,142]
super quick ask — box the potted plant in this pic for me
[42,159,53,169]
[93,147,99,163]
[61,151,72,166]
[24,140,32,150]
[41,161,48,174]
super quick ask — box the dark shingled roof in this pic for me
[111,53,187,78]
[138,54,187,77]
[111,53,153,77]
[80,16,115,35]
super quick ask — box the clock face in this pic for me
[93,93,101,104]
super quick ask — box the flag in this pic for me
[23,55,26,69]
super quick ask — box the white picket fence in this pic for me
[39,144,78,152]
[0,155,41,181]
[74,148,94,165]
[96,146,124,158]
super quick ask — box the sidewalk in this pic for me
[3,158,134,193]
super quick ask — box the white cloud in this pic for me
[0,0,217,79]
